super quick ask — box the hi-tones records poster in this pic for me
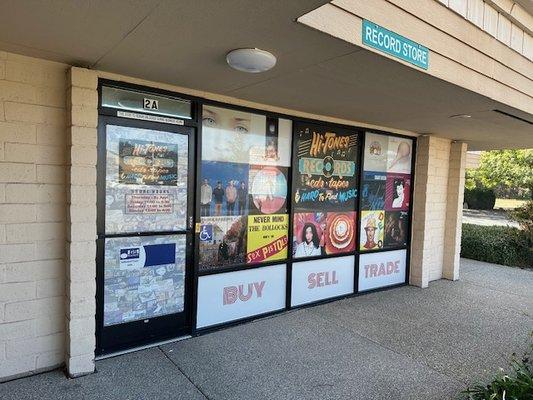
[293,123,358,211]
[103,235,186,326]
[105,125,189,234]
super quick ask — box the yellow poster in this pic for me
[246,214,289,264]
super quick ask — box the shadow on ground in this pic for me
[1,259,531,400]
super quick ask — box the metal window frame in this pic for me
[94,78,417,353]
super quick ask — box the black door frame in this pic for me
[95,110,197,355]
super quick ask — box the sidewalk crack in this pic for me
[158,346,212,400]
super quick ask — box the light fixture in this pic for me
[226,48,277,73]
[449,114,472,119]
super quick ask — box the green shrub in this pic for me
[464,187,496,210]
[510,200,533,244]
[461,224,532,268]
[461,333,533,400]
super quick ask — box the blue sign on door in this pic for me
[362,20,429,70]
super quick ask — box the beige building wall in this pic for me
[0,52,69,380]
[410,137,452,286]
[0,51,468,381]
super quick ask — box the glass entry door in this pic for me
[96,116,194,355]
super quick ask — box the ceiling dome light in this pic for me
[226,48,277,73]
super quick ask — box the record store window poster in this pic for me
[360,132,413,251]
[198,105,291,271]
[105,125,188,234]
[103,234,186,326]
[292,122,359,258]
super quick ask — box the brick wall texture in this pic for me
[0,52,69,380]
[410,136,467,288]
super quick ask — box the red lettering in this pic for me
[254,281,265,298]
[394,260,400,273]
[223,286,238,305]
[308,273,317,289]
[317,272,325,287]
[238,283,253,302]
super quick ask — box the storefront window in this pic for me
[358,132,413,292]
[291,122,359,258]
[198,105,292,271]
[360,132,413,251]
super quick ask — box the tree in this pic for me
[466,149,533,199]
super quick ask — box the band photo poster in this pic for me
[198,105,291,271]
[105,125,189,234]
[361,132,413,251]
[292,122,359,258]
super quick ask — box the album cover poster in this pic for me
[384,211,409,248]
[198,216,247,270]
[384,173,411,211]
[247,214,289,264]
[387,136,413,174]
[200,161,249,217]
[248,165,288,215]
[293,212,326,258]
[360,210,385,251]
[105,125,188,234]
[103,235,186,326]
[293,123,358,212]
[363,132,388,173]
[293,212,356,257]
[324,212,356,254]
[201,105,291,166]
[360,171,387,210]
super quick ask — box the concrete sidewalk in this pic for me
[1,259,531,400]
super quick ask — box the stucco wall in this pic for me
[0,52,69,380]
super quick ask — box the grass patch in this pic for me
[495,198,528,210]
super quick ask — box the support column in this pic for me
[410,135,452,288]
[442,142,467,280]
[65,67,98,377]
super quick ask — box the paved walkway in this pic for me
[1,259,532,400]
[462,209,519,228]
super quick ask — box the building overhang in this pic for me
[0,0,531,150]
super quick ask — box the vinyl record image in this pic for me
[249,166,288,214]
[325,212,356,254]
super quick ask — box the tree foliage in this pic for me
[466,149,533,198]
